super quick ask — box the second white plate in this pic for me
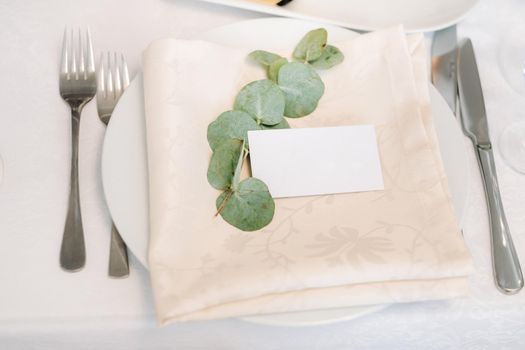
[196,0,480,33]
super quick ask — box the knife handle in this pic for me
[477,145,523,294]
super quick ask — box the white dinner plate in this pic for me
[101,18,470,326]
[196,0,480,33]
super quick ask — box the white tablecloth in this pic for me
[1,0,525,348]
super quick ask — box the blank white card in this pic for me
[248,125,384,198]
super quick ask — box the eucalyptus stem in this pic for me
[206,27,343,231]
[215,190,233,216]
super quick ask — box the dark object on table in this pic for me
[277,0,294,6]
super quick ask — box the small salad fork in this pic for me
[59,28,96,272]
[97,52,130,278]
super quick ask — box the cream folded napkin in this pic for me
[142,26,473,325]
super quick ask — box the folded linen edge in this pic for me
[159,276,470,324]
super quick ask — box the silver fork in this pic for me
[59,28,96,272]
[97,52,130,278]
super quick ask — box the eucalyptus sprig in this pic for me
[206,28,344,231]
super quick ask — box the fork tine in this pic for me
[114,52,122,98]
[97,53,105,98]
[78,29,86,79]
[86,28,95,74]
[60,28,69,78]
[70,28,77,80]
[106,52,114,99]
[121,54,130,89]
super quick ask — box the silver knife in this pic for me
[431,26,459,115]
[457,38,523,294]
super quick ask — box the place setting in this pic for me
[56,6,524,325]
[4,0,525,347]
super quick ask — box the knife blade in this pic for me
[457,38,523,295]
[431,26,458,114]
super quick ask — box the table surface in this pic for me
[1,0,525,349]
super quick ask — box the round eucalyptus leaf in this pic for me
[207,139,242,190]
[268,57,288,82]
[277,62,325,118]
[234,79,285,126]
[207,110,260,151]
[292,28,327,62]
[249,50,282,66]
[261,118,290,129]
[216,178,275,231]
[309,45,344,69]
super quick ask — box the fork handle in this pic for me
[108,223,129,278]
[60,107,86,271]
